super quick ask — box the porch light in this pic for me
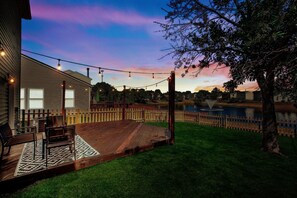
[57,59,61,70]
[8,75,15,84]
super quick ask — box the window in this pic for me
[29,89,44,109]
[20,88,25,109]
[65,89,75,108]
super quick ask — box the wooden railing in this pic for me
[19,108,297,138]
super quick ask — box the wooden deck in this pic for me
[0,120,169,192]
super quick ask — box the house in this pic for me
[230,91,254,101]
[230,91,245,101]
[245,91,254,101]
[253,91,262,102]
[274,94,291,103]
[21,55,92,111]
[0,0,31,127]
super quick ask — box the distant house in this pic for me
[245,91,254,101]
[0,0,31,127]
[230,91,253,101]
[274,94,291,103]
[230,91,245,101]
[21,55,92,111]
[253,91,262,102]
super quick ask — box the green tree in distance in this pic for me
[92,82,117,103]
[159,0,297,154]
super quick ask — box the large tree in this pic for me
[159,0,297,154]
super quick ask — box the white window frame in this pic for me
[29,88,44,109]
[65,89,75,108]
[20,88,25,110]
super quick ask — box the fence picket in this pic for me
[18,108,296,137]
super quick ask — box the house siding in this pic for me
[0,0,22,126]
[21,56,91,111]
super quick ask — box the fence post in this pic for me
[122,85,126,120]
[225,115,227,128]
[142,109,145,122]
[257,118,262,132]
[76,109,80,124]
[294,123,297,138]
[168,71,175,144]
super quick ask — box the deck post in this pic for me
[27,110,30,127]
[168,71,175,144]
[62,80,66,121]
[21,109,25,128]
[122,85,126,120]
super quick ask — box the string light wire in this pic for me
[22,49,170,76]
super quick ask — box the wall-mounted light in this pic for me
[0,42,5,56]
[8,75,15,84]
[57,59,61,70]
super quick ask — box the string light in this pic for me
[98,67,102,76]
[0,42,5,56]
[22,49,171,77]
[57,59,61,70]
[20,49,173,91]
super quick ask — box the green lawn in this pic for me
[6,122,297,198]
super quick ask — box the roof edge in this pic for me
[21,0,32,19]
[21,54,92,87]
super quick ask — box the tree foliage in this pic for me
[159,0,297,153]
[160,0,297,92]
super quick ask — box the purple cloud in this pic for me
[31,4,160,27]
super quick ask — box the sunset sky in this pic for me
[22,0,258,92]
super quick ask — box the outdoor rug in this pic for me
[15,135,100,176]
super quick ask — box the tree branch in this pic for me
[194,0,240,27]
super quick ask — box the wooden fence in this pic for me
[19,108,297,138]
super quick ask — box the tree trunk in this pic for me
[257,70,280,154]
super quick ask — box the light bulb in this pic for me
[57,59,61,70]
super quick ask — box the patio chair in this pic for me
[44,125,76,167]
[0,123,37,163]
[45,115,66,128]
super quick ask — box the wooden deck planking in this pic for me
[0,120,168,186]
[76,120,142,155]
[0,144,23,181]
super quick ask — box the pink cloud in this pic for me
[31,4,160,27]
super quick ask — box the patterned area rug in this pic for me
[15,135,100,176]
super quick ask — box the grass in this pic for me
[6,122,297,198]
